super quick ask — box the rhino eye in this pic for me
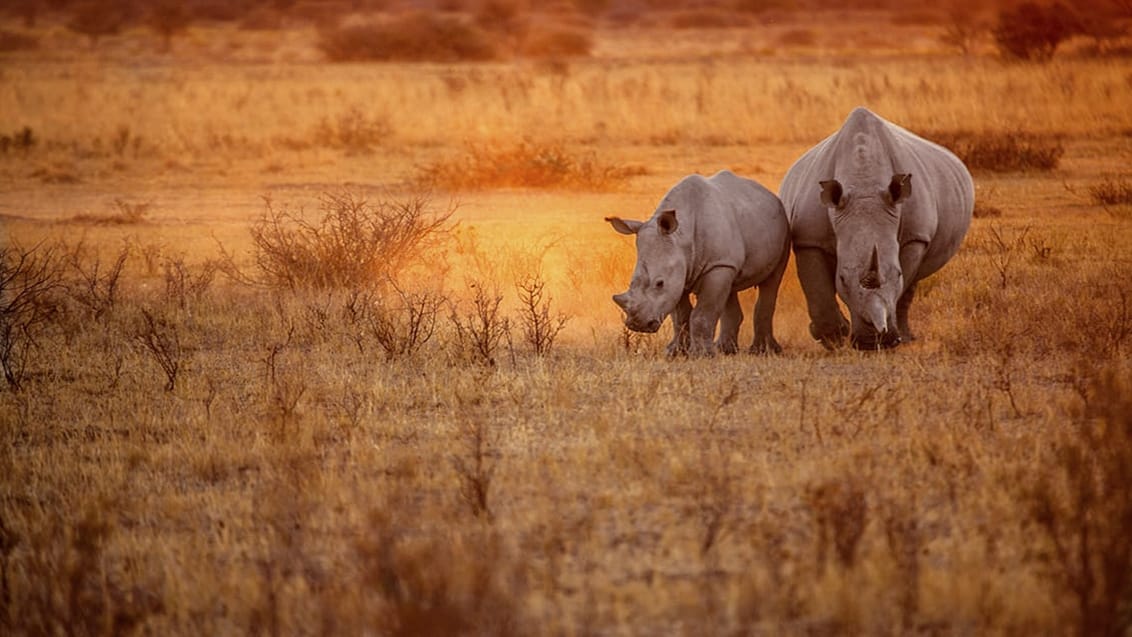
[655,280,665,289]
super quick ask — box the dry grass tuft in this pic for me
[922,130,1065,172]
[1089,176,1132,206]
[242,190,454,291]
[416,141,642,191]
[67,199,151,226]
[317,12,496,62]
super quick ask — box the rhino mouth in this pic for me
[623,316,663,333]
[850,329,902,351]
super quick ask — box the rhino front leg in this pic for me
[898,241,927,342]
[795,247,848,349]
[689,267,735,356]
[666,293,693,357]
[896,283,917,342]
[715,292,742,355]
[751,249,787,354]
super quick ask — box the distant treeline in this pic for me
[4,0,1129,27]
[2,0,1130,62]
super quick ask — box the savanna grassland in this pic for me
[2,2,1132,635]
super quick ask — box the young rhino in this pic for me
[606,170,790,356]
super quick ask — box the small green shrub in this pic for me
[318,12,496,62]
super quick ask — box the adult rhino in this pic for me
[780,107,974,350]
[606,170,790,356]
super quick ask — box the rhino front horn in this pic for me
[860,245,881,289]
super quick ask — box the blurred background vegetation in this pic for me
[1,0,1131,62]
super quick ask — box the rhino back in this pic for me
[660,171,788,292]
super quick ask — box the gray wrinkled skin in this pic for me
[606,170,790,356]
[780,107,975,350]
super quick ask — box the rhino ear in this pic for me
[657,209,678,235]
[606,216,642,235]
[887,174,911,205]
[820,180,844,208]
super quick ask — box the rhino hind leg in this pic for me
[715,292,743,355]
[750,247,788,355]
[796,247,849,349]
[896,282,917,342]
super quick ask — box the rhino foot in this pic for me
[716,339,740,355]
[810,318,851,350]
[749,339,782,355]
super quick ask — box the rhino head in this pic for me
[820,174,911,349]
[606,209,686,333]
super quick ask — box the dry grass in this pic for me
[2,10,1132,636]
[416,141,643,191]
[920,129,1065,172]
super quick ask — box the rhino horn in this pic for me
[860,245,881,289]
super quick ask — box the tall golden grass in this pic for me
[2,14,1132,636]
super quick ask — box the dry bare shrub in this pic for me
[417,141,636,191]
[0,242,63,391]
[667,9,748,29]
[922,130,1064,172]
[0,29,38,52]
[451,414,499,520]
[343,284,445,360]
[515,271,568,356]
[940,3,989,54]
[1089,176,1132,206]
[67,0,130,48]
[806,476,869,572]
[1023,365,1132,637]
[448,280,512,366]
[318,12,497,62]
[993,1,1080,61]
[356,506,526,635]
[68,199,151,225]
[247,191,454,291]
[776,27,817,46]
[519,23,593,58]
[63,241,130,322]
[879,497,922,631]
[161,255,218,311]
[146,0,191,51]
[6,496,163,636]
[134,307,183,392]
[311,107,393,153]
[0,127,34,155]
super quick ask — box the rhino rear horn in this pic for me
[860,245,881,289]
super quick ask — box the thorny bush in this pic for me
[247,191,454,291]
